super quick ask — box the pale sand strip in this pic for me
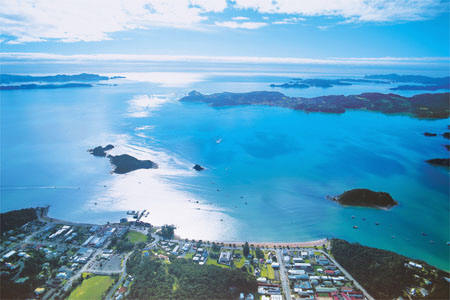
[193,238,328,248]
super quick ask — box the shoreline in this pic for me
[38,206,327,247]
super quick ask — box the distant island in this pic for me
[270,74,450,91]
[180,90,450,119]
[0,83,93,90]
[88,145,158,174]
[0,73,124,83]
[0,73,126,90]
[331,188,398,209]
[193,164,205,171]
[270,78,384,89]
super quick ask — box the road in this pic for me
[105,251,133,300]
[276,249,292,300]
[319,250,374,300]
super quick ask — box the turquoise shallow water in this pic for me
[1,70,449,270]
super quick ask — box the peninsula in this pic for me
[180,91,450,119]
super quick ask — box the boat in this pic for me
[216,138,222,144]
[353,226,358,229]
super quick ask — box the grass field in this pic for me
[68,276,114,300]
[233,250,246,268]
[126,230,147,243]
[260,264,275,280]
[206,258,230,268]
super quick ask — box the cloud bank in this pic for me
[0,0,446,43]
[1,52,448,67]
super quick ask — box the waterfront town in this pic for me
[0,207,445,300]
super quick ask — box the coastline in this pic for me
[39,206,327,247]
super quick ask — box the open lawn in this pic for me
[207,258,230,268]
[260,264,275,280]
[233,250,246,268]
[126,230,147,243]
[68,276,114,300]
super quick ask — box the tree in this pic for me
[255,247,264,260]
[243,242,250,258]
[158,225,175,240]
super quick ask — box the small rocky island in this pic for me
[89,145,158,174]
[424,132,437,137]
[332,189,398,209]
[88,144,114,157]
[426,158,450,168]
[193,164,205,171]
[108,154,158,174]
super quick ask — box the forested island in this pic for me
[180,90,450,119]
[331,239,449,299]
[331,189,398,209]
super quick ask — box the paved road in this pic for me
[62,248,103,293]
[319,250,374,300]
[105,251,133,300]
[276,249,292,300]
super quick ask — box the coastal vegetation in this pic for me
[157,225,176,240]
[330,239,449,299]
[180,90,450,119]
[126,251,257,299]
[0,208,37,234]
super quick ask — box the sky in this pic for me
[0,0,449,66]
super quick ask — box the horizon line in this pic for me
[1,52,449,66]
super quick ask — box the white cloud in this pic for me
[214,21,267,29]
[0,0,225,43]
[232,16,250,20]
[233,0,444,22]
[0,0,445,43]
[1,52,448,66]
[272,17,306,24]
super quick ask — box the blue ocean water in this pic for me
[1,66,449,270]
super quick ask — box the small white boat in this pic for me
[216,138,222,144]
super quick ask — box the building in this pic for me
[3,250,16,260]
[219,251,232,264]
